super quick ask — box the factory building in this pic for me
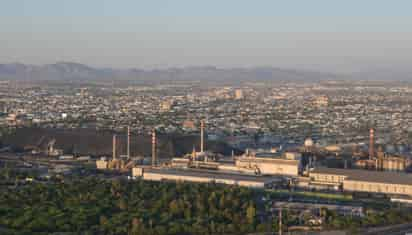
[309,167,412,197]
[133,167,283,189]
[168,150,303,177]
[235,151,303,176]
[235,156,301,176]
[95,127,140,171]
[96,158,108,169]
[355,146,411,172]
[130,119,298,188]
[354,128,412,172]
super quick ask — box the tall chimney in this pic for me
[369,128,375,160]
[200,120,205,153]
[152,129,156,167]
[127,126,131,159]
[112,134,117,160]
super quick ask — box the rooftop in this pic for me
[145,167,283,183]
[237,156,299,166]
[311,167,412,185]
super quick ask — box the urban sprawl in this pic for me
[1,79,412,234]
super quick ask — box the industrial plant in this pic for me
[96,121,412,201]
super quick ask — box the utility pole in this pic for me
[112,134,117,160]
[279,208,282,235]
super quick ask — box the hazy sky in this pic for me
[1,0,412,72]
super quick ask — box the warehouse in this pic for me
[133,167,284,188]
[235,152,302,176]
[309,167,412,197]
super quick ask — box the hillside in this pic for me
[0,62,335,82]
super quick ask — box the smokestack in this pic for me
[152,129,156,167]
[369,128,375,160]
[200,120,205,153]
[127,126,131,159]
[112,134,117,160]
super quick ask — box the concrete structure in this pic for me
[355,147,411,172]
[236,155,302,176]
[170,149,303,177]
[376,148,410,171]
[132,167,283,188]
[380,156,410,171]
[96,158,108,169]
[309,167,412,197]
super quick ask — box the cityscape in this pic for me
[1,1,412,235]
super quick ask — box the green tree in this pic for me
[246,202,256,225]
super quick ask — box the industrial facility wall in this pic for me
[142,172,266,188]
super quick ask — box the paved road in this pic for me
[364,223,412,235]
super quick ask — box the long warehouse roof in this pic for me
[145,168,283,183]
[311,167,412,185]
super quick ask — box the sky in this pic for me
[1,0,412,72]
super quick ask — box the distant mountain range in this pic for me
[0,62,338,82]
